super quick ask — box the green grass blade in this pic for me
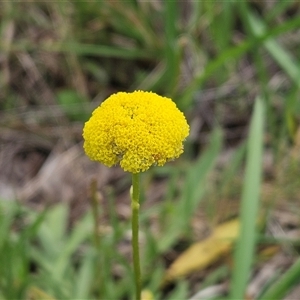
[166,280,188,300]
[179,15,300,110]
[210,1,234,51]
[163,0,180,94]
[259,257,300,300]
[158,128,223,252]
[247,11,300,88]
[73,249,96,299]
[266,1,296,22]
[181,128,223,222]
[54,212,93,280]
[229,97,265,299]
[36,204,69,258]
[0,42,158,60]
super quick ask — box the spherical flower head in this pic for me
[83,91,189,173]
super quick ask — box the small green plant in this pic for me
[82,90,189,299]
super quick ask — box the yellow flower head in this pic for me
[83,91,189,173]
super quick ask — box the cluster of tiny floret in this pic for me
[83,91,189,173]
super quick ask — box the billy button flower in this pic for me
[83,90,189,173]
[82,90,189,300]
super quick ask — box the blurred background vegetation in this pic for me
[1,1,300,299]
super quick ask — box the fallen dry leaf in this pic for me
[164,218,240,283]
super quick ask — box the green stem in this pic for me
[131,173,141,300]
[89,178,105,298]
